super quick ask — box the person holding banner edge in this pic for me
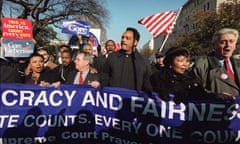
[52,51,100,88]
[150,47,227,103]
[150,47,197,103]
[191,28,240,99]
[24,53,57,85]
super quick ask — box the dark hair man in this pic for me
[101,27,152,94]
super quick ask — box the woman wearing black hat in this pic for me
[150,47,205,103]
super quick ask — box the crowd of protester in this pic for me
[0,27,239,103]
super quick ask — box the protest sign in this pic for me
[1,39,34,57]
[89,32,99,48]
[0,84,239,144]
[1,17,34,57]
[2,18,33,40]
[62,20,90,37]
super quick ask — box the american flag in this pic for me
[138,10,177,37]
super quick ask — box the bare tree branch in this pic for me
[3,0,109,42]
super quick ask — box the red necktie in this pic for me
[79,71,84,84]
[224,59,235,81]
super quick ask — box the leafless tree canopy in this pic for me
[2,0,109,40]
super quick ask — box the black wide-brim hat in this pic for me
[163,47,190,66]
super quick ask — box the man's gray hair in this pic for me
[77,51,93,64]
[212,28,239,43]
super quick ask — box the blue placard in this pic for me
[62,20,90,36]
[2,39,34,58]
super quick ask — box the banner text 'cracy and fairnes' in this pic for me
[0,84,239,144]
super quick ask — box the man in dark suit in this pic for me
[65,51,100,88]
[100,27,152,94]
[52,50,75,83]
[192,28,240,98]
[93,39,116,72]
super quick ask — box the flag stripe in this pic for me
[150,12,175,36]
[148,13,168,31]
[153,15,175,36]
[149,11,174,31]
[138,10,177,37]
